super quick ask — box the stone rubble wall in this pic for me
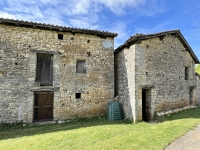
[114,46,136,120]
[0,24,114,123]
[196,74,200,105]
[115,34,197,121]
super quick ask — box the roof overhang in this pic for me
[0,18,118,37]
[115,30,199,63]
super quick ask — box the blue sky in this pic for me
[0,0,199,62]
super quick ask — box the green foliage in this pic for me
[196,64,200,75]
[1,108,200,150]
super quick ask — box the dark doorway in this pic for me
[142,89,151,122]
[34,92,54,122]
[36,54,53,86]
[189,89,193,105]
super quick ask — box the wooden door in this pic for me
[34,92,54,122]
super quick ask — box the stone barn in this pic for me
[0,18,117,123]
[114,30,200,123]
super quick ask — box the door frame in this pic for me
[189,87,194,105]
[33,91,54,122]
[142,89,151,122]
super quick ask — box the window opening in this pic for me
[185,67,189,80]
[76,93,81,99]
[58,34,63,40]
[76,60,86,73]
[189,89,193,105]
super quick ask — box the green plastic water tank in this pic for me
[108,102,122,121]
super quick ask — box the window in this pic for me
[58,34,63,40]
[76,60,86,73]
[36,54,53,86]
[185,67,189,80]
[76,93,81,99]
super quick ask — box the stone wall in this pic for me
[0,24,114,123]
[196,74,200,105]
[114,46,136,121]
[135,34,196,120]
[115,34,197,122]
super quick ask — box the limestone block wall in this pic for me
[0,24,114,123]
[135,34,197,120]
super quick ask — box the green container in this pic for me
[108,102,122,121]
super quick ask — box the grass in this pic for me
[1,108,200,150]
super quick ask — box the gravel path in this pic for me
[165,124,200,150]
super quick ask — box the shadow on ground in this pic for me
[0,116,132,141]
[1,107,200,141]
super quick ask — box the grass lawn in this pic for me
[1,108,200,150]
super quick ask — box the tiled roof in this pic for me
[0,18,118,37]
[115,29,199,63]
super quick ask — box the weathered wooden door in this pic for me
[36,54,53,86]
[34,92,54,122]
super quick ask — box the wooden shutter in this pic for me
[36,54,53,86]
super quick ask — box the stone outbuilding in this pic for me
[0,18,117,123]
[114,30,200,122]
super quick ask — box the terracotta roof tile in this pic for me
[0,18,118,37]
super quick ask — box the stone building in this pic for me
[114,30,200,123]
[196,73,200,105]
[0,18,117,123]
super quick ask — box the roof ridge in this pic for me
[114,29,199,63]
[0,18,118,37]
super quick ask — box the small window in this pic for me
[185,67,189,80]
[76,60,86,73]
[76,93,81,99]
[58,34,63,40]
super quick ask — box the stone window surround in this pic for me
[30,49,60,91]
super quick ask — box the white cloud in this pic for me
[105,22,129,48]
[0,0,168,33]
[0,11,16,19]
[98,0,146,15]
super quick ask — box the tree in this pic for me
[195,64,200,75]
